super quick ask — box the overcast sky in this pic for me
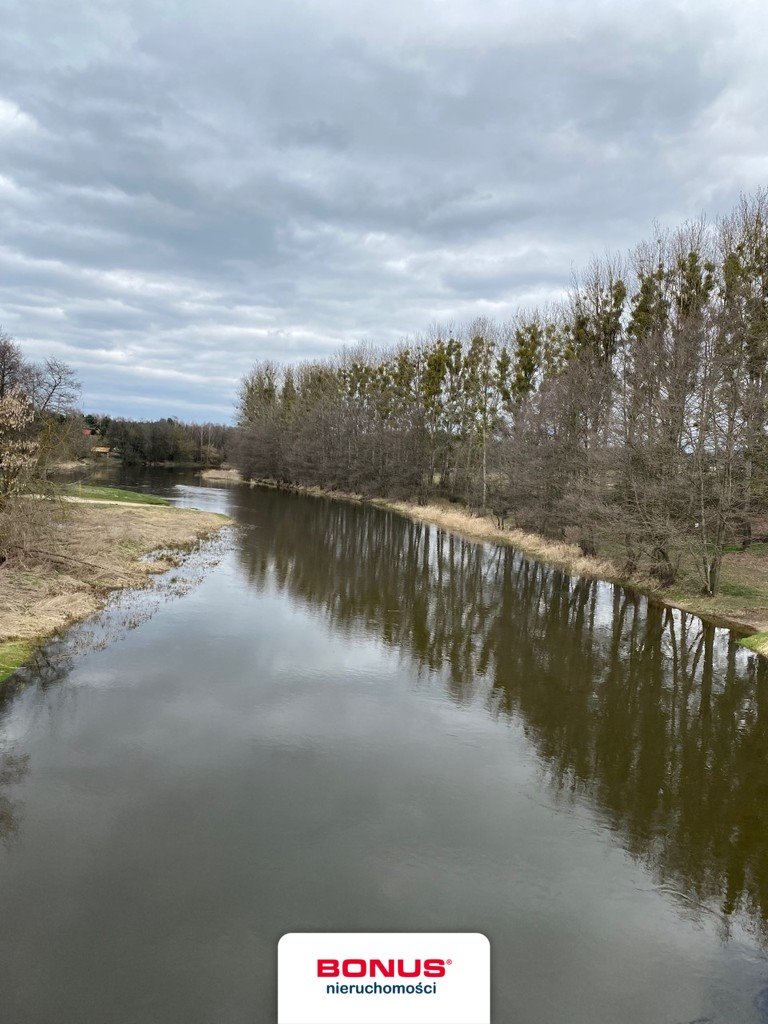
[1,0,767,421]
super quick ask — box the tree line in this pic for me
[234,190,768,597]
[0,333,233,568]
[86,415,233,467]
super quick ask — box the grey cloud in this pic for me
[0,0,766,419]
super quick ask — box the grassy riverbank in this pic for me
[202,469,768,647]
[381,501,768,642]
[63,483,171,505]
[0,489,229,682]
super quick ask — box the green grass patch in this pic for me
[738,631,768,657]
[719,581,762,599]
[64,483,170,506]
[0,641,33,683]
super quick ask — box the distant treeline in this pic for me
[0,330,234,566]
[234,189,768,598]
[85,415,234,467]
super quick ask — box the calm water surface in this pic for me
[1,472,768,1023]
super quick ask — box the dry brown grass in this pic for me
[379,500,620,580]
[200,467,243,482]
[0,502,228,644]
[51,460,90,471]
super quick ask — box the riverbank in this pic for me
[199,467,242,483]
[0,494,229,682]
[384,501,768,650]
[201,469,768,652]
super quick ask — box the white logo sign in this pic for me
[277,932,490,1024]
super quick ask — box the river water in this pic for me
[1,472,768,1023]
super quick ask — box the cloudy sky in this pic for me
[1,0,767,421]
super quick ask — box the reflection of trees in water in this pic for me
[0,645,73,843]
[0,747,29,842]
[238,491,768,944]
[0,530,230,843]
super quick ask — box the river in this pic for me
[1,472,767,1023]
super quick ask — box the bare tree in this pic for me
[27,358,81,414]
[231,191,768,598]
[0,330,25,400]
